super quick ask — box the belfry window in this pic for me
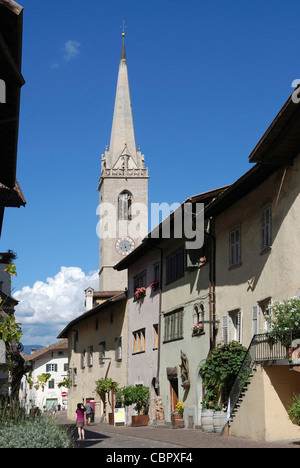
[118,191,132,220]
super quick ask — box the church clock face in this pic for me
[115,236,135,256]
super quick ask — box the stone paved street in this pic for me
[56,413,300,449]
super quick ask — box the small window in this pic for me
[115,336,122,362]
[64,363,68,372]
[261,206,272,251]
[133,271,146,298]
[81,350,86,369]
[88,346,93,367]
[164,309,183,342]
[46,364,57,372]
[193,303,205,333]
[73,368,78,386]
[153,324,159,349]
[229,227,241,267]
[48,379,55,389]
[133,329,146,354]
[99,342,106,364]
[166,248,184,284]
[118,191,132,221]
[222,311,242,343]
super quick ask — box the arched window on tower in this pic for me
[118,191,132,220]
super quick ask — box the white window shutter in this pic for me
[237,310,242,343]
[222,316,228,344]
[252,306,258,336]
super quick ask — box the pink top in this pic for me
[76,408,86,421]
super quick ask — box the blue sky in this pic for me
[1,0,299,344]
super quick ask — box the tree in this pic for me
[0,255,31,404]
[266,297,300,347]
[200,341,247,409]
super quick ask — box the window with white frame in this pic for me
[258,298,272,332]
[222,310,242,344]
[261,205,272,251]
[46,364,57,372]
[229,227,241,267]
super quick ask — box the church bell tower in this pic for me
[98,31,149,291]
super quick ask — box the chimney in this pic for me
[85,287,94,311]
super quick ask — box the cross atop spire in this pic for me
[121,20,127,37]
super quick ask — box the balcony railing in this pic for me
[227,333,300,419]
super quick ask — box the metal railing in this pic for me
[227,333,291,419]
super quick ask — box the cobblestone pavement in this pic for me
[56,413,300,449]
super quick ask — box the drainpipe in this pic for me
[156,246,163,397]
[208,217,217,350]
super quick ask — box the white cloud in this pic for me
[14,267,98,346]
[50,40,81,69]
[62,40,81,62]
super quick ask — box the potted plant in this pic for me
[287,394,300,426]
[191,323,203,335]
[134,287,146,301]
[118,385,150,426]
[150,280,159,292]
[172,401,184,419]
[171,401,184,428]
[266,297,300,351]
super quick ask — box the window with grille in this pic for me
[115,336,122,361]
[88,346,93,367]
[163,309,183,342]
[261,206,272,251]
[229,227,241,267]
[81,350,86,369]
[99,342,106,364]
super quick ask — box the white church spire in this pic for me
[106,32,139,169]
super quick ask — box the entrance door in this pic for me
[46,398,58,411]
[169,379,178,413]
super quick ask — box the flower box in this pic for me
[131,415,149,426]
[191,323,204,335]
[150,280,159,291]
[134,287,146,300]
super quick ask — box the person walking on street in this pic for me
[85,401,93,425]
[76,403,86,441]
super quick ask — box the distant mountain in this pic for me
[22,345,43,356]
